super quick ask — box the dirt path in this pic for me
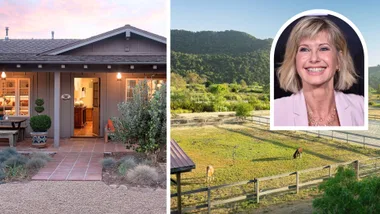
[254,199,313,214]
[0,181,166,214]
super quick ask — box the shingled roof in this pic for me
[0,25,166,64]
[0,39,79,54]
[171,139,196,174]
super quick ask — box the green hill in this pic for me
[171,30,271,85]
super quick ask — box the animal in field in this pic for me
[293,147,303,159]
[206,165,215,183]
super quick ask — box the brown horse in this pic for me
[206,165,215,183]
[293,147,303,159]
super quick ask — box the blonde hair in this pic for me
[277,16,357,93]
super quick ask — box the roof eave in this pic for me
[42,26,166,56]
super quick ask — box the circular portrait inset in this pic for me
[270,10,367,129]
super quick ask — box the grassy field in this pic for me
[170,123,380,212]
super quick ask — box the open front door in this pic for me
[92,81,100,136]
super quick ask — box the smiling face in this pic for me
[295,31,341,89]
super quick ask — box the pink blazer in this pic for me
[274,90,364,126]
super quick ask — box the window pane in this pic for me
[126,80,136,101]
[19,79,29,116]
[2,80,16,116]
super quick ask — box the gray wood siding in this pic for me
[2,68,165,139]
[63,33,165,55]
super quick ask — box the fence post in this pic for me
[296,171,300,194]
[176,173,182,213]
[256,179,260,204]
[346,134,348,143]
[318,130,320,138]
[329,165,332,177]
[331,131,333,140]
[207,187,211,214]
[363,136,366,149]
[355,160,360,180]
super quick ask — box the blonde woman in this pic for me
[274,16,364,126]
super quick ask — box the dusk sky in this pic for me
[172,0,380,66]
[0,0,167,39]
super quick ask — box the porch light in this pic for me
[1,71,6,80]
[130,65,134,70]
[107,65,112,69]
[117,72,122,81]
[153,65,157,70]
[16,64,21,68]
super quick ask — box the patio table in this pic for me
[0,118,27,129]
[0,118,28,141]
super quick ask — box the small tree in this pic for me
[313,166,380,213]
[111,81,166,162]
[235,102,253,119]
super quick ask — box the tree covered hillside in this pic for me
[171,30,271,85]
[171,30,272,55]
[369,65,380,90]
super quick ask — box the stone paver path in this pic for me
[32,152,103,181]
[0,138,133,181]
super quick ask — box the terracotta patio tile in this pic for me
[84,174,102,181]
[67,174,85,181]
[55,168,72,173]
[49,174,68,181]
[38,168,57,173]
[32,174,51,180]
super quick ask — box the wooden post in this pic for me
[256,180,260,203]
[176,173,182,213]
[363,137,366,148]
[54,72,60,148]
[207,187,211,213]
[355,160,360,180]
[296,171,300,194]
[329,165,332,177]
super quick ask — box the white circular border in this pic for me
[269,9,368,131]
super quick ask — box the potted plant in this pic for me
[30,98,51,147]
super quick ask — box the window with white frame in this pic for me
[125,78,165,101]
[0,78,30,116]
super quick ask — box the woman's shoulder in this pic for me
[335,91,363,103]
[335,91,364,110]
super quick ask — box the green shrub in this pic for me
[31,152,52,162]
[235,102,253,118]
[369,101,374,106]
[26,158,47,170]
[1,147,18,156]
[35,98,44,106]
[0,168,5,180]
[6,165,26,178]
[313,166,380,213]
[118,157,137,175]
[30,115,51,132]
[126,164,158,186]
[112,82,166,159]
[34,106,44,113]
[101,157,116,169]
[140,159,152,166]
[4,155,28,167]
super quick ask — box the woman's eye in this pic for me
[320,47,330,51]
[299,47,309,52]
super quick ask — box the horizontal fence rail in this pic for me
[171,157,380,213]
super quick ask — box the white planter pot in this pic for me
[31,132,48,148]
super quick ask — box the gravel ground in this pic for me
[0,181,166,214]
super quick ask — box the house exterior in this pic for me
[0,25,166,147]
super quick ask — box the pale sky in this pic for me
[0,0,167,39]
